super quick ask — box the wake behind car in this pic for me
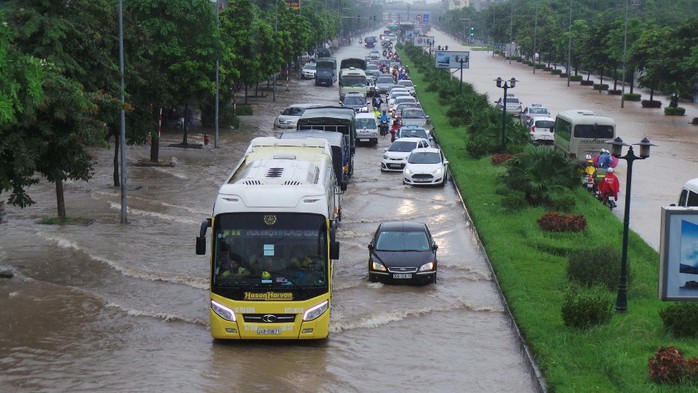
[403,147,449,187]
[368,221,438,285]
[381,137,430,172]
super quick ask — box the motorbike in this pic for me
[379,120,388,136]
[599,193,617,209]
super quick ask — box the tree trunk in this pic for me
[113,130,120,187]
[650,84,655,101]
[612,67,618,90]
[150,107,160,163]
[181,103,189,145]
[56,179,66,218]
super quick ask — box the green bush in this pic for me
[236,104,254,116]
[502,191,528,212]
[623,93,641,101]
[561,285,613,330]
[660,303,698,338]
[549,191,577,212]
[567,246,621,290]
[568,75,583,82]
[664,107,686,116]
[550,69,562,75]
[500,146,580,206]
[593,84,609,90]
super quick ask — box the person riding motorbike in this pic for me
[581,154,597,193]
[597,167,620,208]
[390,118,401,142]
[379,110,390,136]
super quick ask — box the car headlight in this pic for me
[371,260,387,272]
[383,154,389,159]
[303,300,329,321]
[211,299,236,321]
[418,262,435,272]
[434,167,443,175]
[404,167,413,175]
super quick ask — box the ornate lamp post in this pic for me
[606,136,656,312]
[495,77,518,153]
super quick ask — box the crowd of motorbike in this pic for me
[581,149,621,209]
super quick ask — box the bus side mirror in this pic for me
[330,241,340,260]
[196,218,212,255]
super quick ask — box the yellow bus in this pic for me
[554,109,616,160]
[196,137,340,340]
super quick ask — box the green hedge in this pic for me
[400,44,697,393]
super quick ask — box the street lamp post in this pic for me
[567,0,572,87]
[606,136,656,312]
[495,77,518,153]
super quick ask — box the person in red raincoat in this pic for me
[390,118,401,142]
[598,167,620,202]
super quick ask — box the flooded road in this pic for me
[0,32,539,392]
[429,29,698,250]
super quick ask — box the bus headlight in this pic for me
[303,300,329,321]
[211,299,236,322]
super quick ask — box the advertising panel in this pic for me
[658,207,698,300]
[413,35,434,48]
[434,51,470,69]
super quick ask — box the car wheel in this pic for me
[440,173,447,187]
[369,274,378,283]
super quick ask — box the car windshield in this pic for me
[388,141,418,152]
[281,107,305,116]
[402,109,425,119]
[377,76,394,84]
[408,152,441,164]
[375,230,430,251]
[399,81,414,87]
[529,107,547,114]
[506,98,521,104]
[303,63,316,69]
[400,129,428,138]
[344,96,366,105]
[356,118,376,129]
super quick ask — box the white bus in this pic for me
[196,137,340,340]
[338,67,367,101]
[554,110,616,160]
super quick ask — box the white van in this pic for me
[554,110,615,160]
[355,112,379,146]
[677,178,698,207]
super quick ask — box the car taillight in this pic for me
[531,126,535,132]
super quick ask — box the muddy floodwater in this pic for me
[1,30,542,393]
[4,27,695,393]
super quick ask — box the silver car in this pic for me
[301,62,316,79]
[274,103,321,129]
[495,94,523,116]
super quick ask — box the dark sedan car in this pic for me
[368,221,438,285]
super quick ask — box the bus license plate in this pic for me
[257,328,281,335]
[393,273,412,279]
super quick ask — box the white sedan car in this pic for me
[301,62,317,79]
[381,137,431,172]
[273,103,321,129]
[403,147,449,187]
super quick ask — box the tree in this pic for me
[0,23,46,208]
[5,0,113,214]
[128,0,219,146]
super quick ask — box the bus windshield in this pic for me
[212,213,328,294]
[574,124,614,138]
[341,76,367,87]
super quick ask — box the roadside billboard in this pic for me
[658,207,698,300]
[413,35,434,48]
[434,51,470,69]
